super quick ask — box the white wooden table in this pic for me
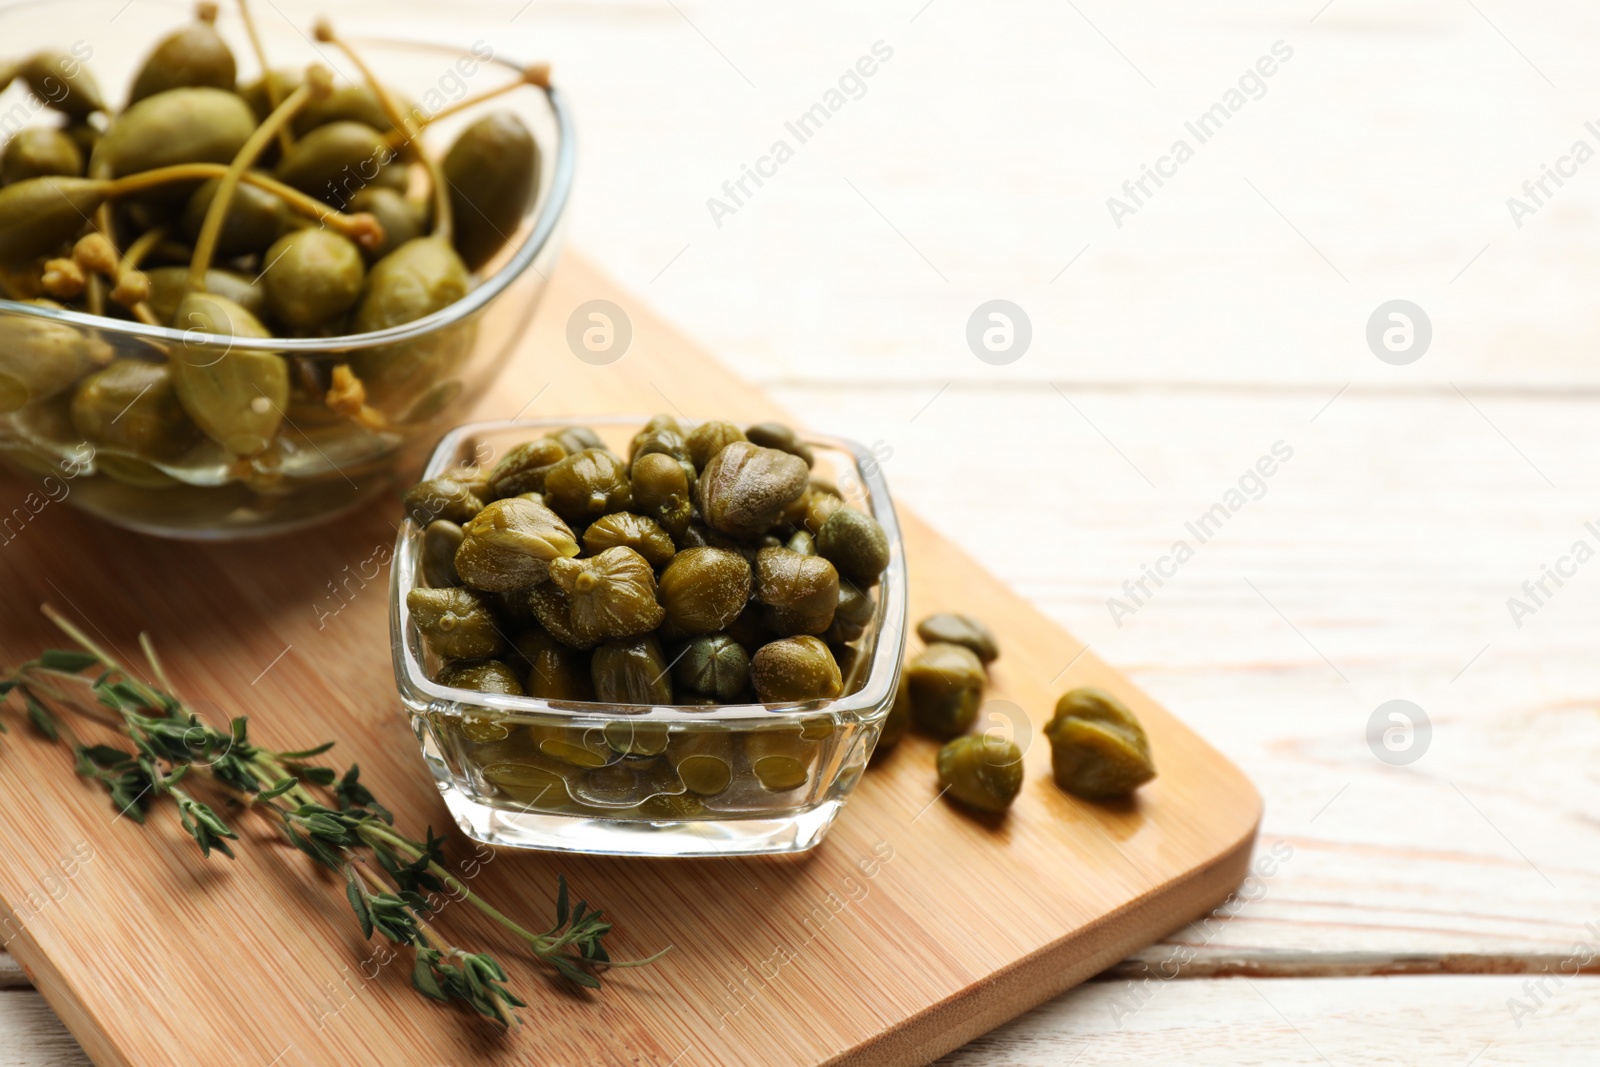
[6,0,1600,1062]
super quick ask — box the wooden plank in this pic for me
[0,254,1258,1067]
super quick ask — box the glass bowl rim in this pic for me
[389,417,909,728]
[0,34,575,355]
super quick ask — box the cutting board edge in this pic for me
[827,803,1263,1067]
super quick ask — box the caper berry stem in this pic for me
[381,63,552,147]
[188,67,328,290]
[235,0,295,155]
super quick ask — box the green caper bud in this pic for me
[746,729,819,792]
[169,292,288,457]
[513,627,595,701]
[685,419,745,472]
[437,659,524,696]
[753,547,839,637]
[905,642,985,739]
[1045,687,1155,800]
[442,110,538,271]
[937,734,1023,814]
[602,719,669,756]
[488,437,566,499]
[347,186,425,262]
[526,723,611,769]
[675,635,750,702]
[825,584,875,645]
[548,425,603,455]
[630,451,691,540]
[407,586,504,660]
[698,441,810,539]
[582,512,676,566]
[667,731,733,796]
[877,674,912,750]
[745,420,814,467]
[94,87,256,177]
[526,582,593,650]
[1,128,83,184]
[0,177,107,267]
[274,120,402,204]
[0,302,93,411]
[145,266,265,325]
[547,547,665,645]
[916,613,999,665]
[816,506,890,586]
[786,529,815,557]
[657,547,751,636]
[421,520,464,587]
[69,359,198,460]
[22,50,105,120]
[402,474,484,526]
[805,490,844,534]
[591,635,672,705]
[262,228,366,329]
[454,495,580,592]
[127,5,238,104]
[543,447,632,524]
[180,177,285,257]
[750,636,842,704]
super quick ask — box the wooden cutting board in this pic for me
[0,253,1260,1067]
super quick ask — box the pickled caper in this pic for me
[602,719,669,757]
[442,110,538,271]
[479,750,571,805]
[547,547,665,644]
[22,50,105,120]
[745,421,814,467]
[487,437,566,499]
[454,495,579,592]
[346,186,424,261]
[437,659,523,696]
[406,586,504,660]
[915,613,999,664]
[94,87,256,177]
[750,636,842,704]
[526,723,611,769]
[543,447,632,524]
[513,627,594,701]
[526,581,595,651]
[1044,687,1155,800]
[421,520,464,587]
[0,177,108,267]
[1,128,83,184]
[69,359,197,460]
[180,177,285,257]
[697,441,809,539]
[657,547,750,636]
[145,266,264,325]
[590,635,672,705]
[685,419,745,472]
[825,584,875,645]
[786,529,815,557]
[402,473,484,526]
[746,729,819,792]
[674,635,750,702]
[582,512,676,566]
[168,291,287,457]
[261,228,365,329]
[630,451,691,540]
[548,425,602,456]
[937,734,1023,814]
[667,732,733,796]
[274,120,401,204]
[816,506,890,586]
[905,642,985,739]
[754,547,839,636]
[128,4,238,105]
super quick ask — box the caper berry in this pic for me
[916,613,999,664]
[754,547,839,636]
[581,512,675,567]
[454,496,579,592]
[1,128,83,184]
[543,447,632,524]
[750,636,842,704]
[488,437,566,499]
[675,635,750,701]
[697,441,809,539]
[590,635,672,705]
[1044,688,1155,800]
[406,586,504,660]
[261,228,366,329]
[70,359,197,460]
[745,421,814,467]
[816,506,890,586]
[658,547,751,635]
[937,735,1023,813]
[905,642,985,738]
[547,547,665,645]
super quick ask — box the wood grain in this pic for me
[0,254,1258,1067]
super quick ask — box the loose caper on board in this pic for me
[1044,687,1156,800]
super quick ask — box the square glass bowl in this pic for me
[390,419,907,857]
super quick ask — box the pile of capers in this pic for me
[404,416,891,709]
[877,612,1157,814]
[0,2,546,485]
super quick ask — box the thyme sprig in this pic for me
[0,606,665,1025]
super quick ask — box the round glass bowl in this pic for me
[0,4,573,537]
[390,419,908,857]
